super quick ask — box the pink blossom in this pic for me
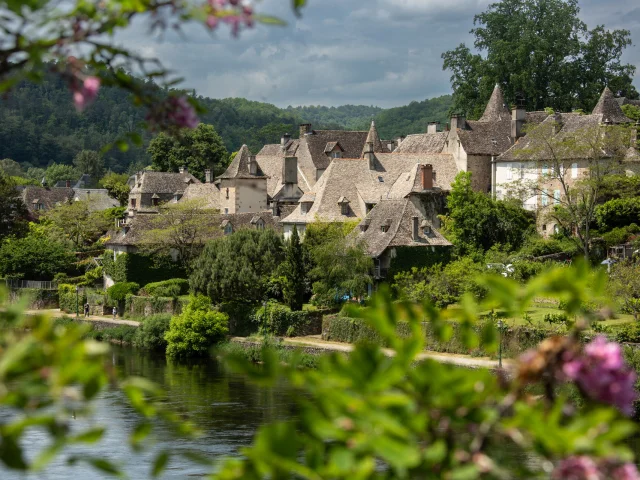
[613,463,640,480]
[552,456,600,480]
[72,76,101,112]
[146,96,199,131]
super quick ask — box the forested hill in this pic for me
[0,76,452,174]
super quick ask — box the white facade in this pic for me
[495,161,538,210]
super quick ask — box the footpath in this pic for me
[27,310,511,369]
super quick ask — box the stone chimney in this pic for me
[427,122,439,134]
[283,157,298,184]
[364,142,375,170]
[281,133,291,146]
[412,216,419,241]
[395,136,404,146]
[205,169,212,183]
[511,106,526,142]
[249,156,258,176]
[299,124,312,136]
[421,164,434,190]
[179,166,186,174]
[450,115,466,130]
[66,180,71,188]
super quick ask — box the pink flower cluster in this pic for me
[552,456,640,480]
[72,76,101,112]
[205,0,254,36]
[562,336,637,416]
[146,96,199,130]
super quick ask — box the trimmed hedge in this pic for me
[107,282,140,303]
[254,302,322,337]
[322,315,558,358]
[125,295,190,319]
[9,288,59,309]
[58,284,86,314]
[139,279,189,298]
[103,251,185,287]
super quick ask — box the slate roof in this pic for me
[617,97,640,108]
[21,186,73,212]
[479,85,510,122]
[105,211,282,247]
[179,183,221,209]
[303,129,372,170]
[354,198,451,258]
[130,171,200,195]
[592,87,633,124]
[457,120,512,156]
[283,153,458,224]
[362,121,386,154]
[393,132,448,154]
[218,145,266,180]
[72,189,119,211]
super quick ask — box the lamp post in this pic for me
[498,319,504,369]
[75,285,79,319]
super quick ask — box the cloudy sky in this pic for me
[117,0,640,108]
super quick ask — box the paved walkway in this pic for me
[26,309,140,327]
[236,335,514,370]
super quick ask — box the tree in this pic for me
[73,150,104,183]
[609,262,640,320]
[43,201,113,250]
[99,172,131,206]
[44,163,79,187]
[164,295,229,358]
[279,226,309,311]
[190,229,284,305]
[513,122,631,258]
[442,0,637,118]
[442,172,535,257]
[148,124,229,180]
[0,225,75,279]
[0,158,23,177]
[0,170,28,240]
[138,199,219,273]
[305,221,373,306]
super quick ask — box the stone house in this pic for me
[127,168,200,214]
[20,185,74,216]
[216,145,269,214]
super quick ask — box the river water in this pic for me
[1,345,299,479]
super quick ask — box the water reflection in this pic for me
[0,345,298,479]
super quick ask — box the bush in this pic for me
[543,313,569,325]
[165,295,229,358]
[139,279,189,298]
[509,260,549,282]
[253,301,321,337]
[132,314,172,351]
[616,324,640,344]
[595,197,640,231]
[125,295,189,319]
[87,325,138,344]
[600,224,640,247]
[107,282,140,303]
[58,284,86,314]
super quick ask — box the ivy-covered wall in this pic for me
[9,289,59,309]
[125,295,190,319]
[387,245,452,280]
[103,251,186,287]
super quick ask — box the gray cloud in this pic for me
[115,0,640,108]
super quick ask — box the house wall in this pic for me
[235,179,268,213]
[467,155,492,193]
[219,180,237,214]
[495,160,539,210]
[283,223,306,240]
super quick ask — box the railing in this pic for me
[6,279,58,290]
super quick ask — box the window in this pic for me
[331,151,342,159]
[432,171,437,182]
[225,188,229,199]
[554,189,561,205]
[506,163,512,180]
[224,224,233,235]
[542,164,549,176]
[542,224,547,232]
[556,164,564,178]
[542,189,549,206]
[256,221,265,231]
[131,198,136,209]
[519,163,525,179]
[152,197,159,206]
[301,203,309,214]
[378,176,384,183]
[571,163,578,179]
[224,208,229,214]
[381,225,389,233]
[341,203,349,215]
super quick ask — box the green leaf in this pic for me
[86,457,122,476]
[73,427,105,444]
[152,450,169,478]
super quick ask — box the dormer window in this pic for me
[221,220,233,235]
[381,225,389,233]
[337,196,350,216]
[378,176,384,183]
[301,202,312,214]
[152,193,160,206]
[331,151,342,159]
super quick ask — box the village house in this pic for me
[495,87,637,234]
[127,168,200,214]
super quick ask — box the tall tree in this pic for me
[0,170,28,240]
[0,158,23,177]
[279,226,308,311]
[44,163,79,187]
[442,0,637,118]
[43,201,113,250]
[148,124,229,181]
[99,172,131,206]
[73,150,104,183]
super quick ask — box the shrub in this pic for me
[87,325,138,344]
[616,324,640,344]
[595,197,640,231]
[107,282,140,303]
[165,295,229,358]
[132,314,172,351]
[544,313,569,325]
[600,224,640,247]
[58,284,86,314]
[139,279,189,298]
[253,301,320,337]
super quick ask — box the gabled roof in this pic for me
[324,141,344,153]
[303,130,373,170]
[393,132,448,154]
[479,85,510,122]
[354,198,451,258]
[218,145,266,180]
[130,171,200,195]
[592,87,633,124]
[21,186,73,213]
[72,189,119,211]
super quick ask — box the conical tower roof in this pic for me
[592,87,633,124]
[479,84,510,122]
[362,120,385,155]
[218,145,262,179]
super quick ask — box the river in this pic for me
[1,345,299,479]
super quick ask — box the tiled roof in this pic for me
[457,119,513,156]
[303,130,371,170]
[72,189,119,211]
[21,186,73,212]
[479,85,510,122]
[106,211,281,247]
[218,145,266,179]
[130,171,200,195]
[362,121,386,154]
[592,87,633,124]
[353,198,451,258]
[282,153,458,224]
[180,183,221,209]
[616,97,640,108]
[393,132,448,154]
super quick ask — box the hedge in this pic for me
[254,302,323,337]
[125,295,190,319]
[103,251,185,287]
[139,278,189,298]
[58,284,86,314]
[9,288,59,309]
[322,315,558,358]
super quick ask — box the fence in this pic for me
[6,279,58,290]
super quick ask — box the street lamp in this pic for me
[75,285,79,318]
[497,319,504,369]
